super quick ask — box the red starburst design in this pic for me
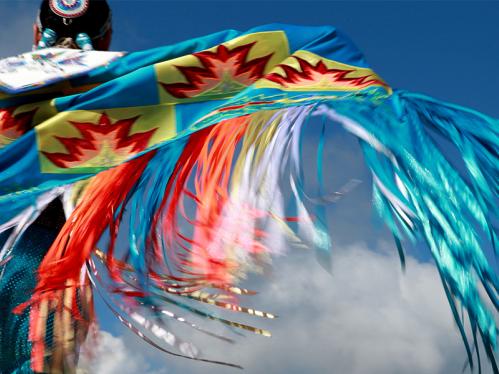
[42,113,157,168]
[161,42,273,98]
[265,56,386,90]
[0,107,37,146]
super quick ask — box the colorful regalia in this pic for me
[0,9,497,373]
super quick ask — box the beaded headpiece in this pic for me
[49,0,90,19]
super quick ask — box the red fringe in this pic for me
[152,116,259,286]
[33,151,155,298]
[21,115,281,370]
[16,152,154,372]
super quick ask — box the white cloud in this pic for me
[78,331,167,374]
[242,245,459,374]
[92,244,492,374]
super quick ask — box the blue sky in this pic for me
[2,1,497,116]
[1,1,498,374]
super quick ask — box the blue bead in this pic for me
[37,28,57,49]
[75,33,94,51]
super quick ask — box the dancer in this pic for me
[0,3,497,373]
[0,1,111,372]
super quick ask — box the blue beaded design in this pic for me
[49,0,89,18]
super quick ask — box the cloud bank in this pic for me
[82,243,490,374]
